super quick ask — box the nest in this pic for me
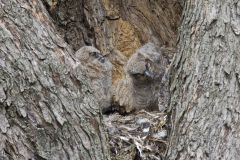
[103,110,169,160]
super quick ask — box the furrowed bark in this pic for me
[46,0,182,88]
[167,0,240,159]
[0,0,109,159]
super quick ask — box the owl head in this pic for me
[125,43,165,83]
[75,46,112,78]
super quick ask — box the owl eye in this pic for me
[132,73,143,79]
[99,57,105,63]
[90,52,100,58]
[145,58,150,62]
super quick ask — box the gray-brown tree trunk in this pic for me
[0,0,109,159]
[167,0,240,159]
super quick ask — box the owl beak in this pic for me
[99,57,105,63]
[144,70,154,79]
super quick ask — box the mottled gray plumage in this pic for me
[75,46,112,111]
[114,43,170,113]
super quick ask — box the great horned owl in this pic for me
[114,42,170,113]
[75,46,112,112]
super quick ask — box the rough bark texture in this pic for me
[0,0,183,159]
[167,0,240,159]
[45,0,182,93]
[0,0,109,159]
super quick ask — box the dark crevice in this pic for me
[40,0,183,159]
[41,0,96,51]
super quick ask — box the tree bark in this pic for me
[167,0,240,159]
[0,0,109,159]
[46,0,182,89]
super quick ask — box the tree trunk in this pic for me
[0,0,109,159]
[167,0,240,159]
[0,0,185,159]
[46,0,182,91]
